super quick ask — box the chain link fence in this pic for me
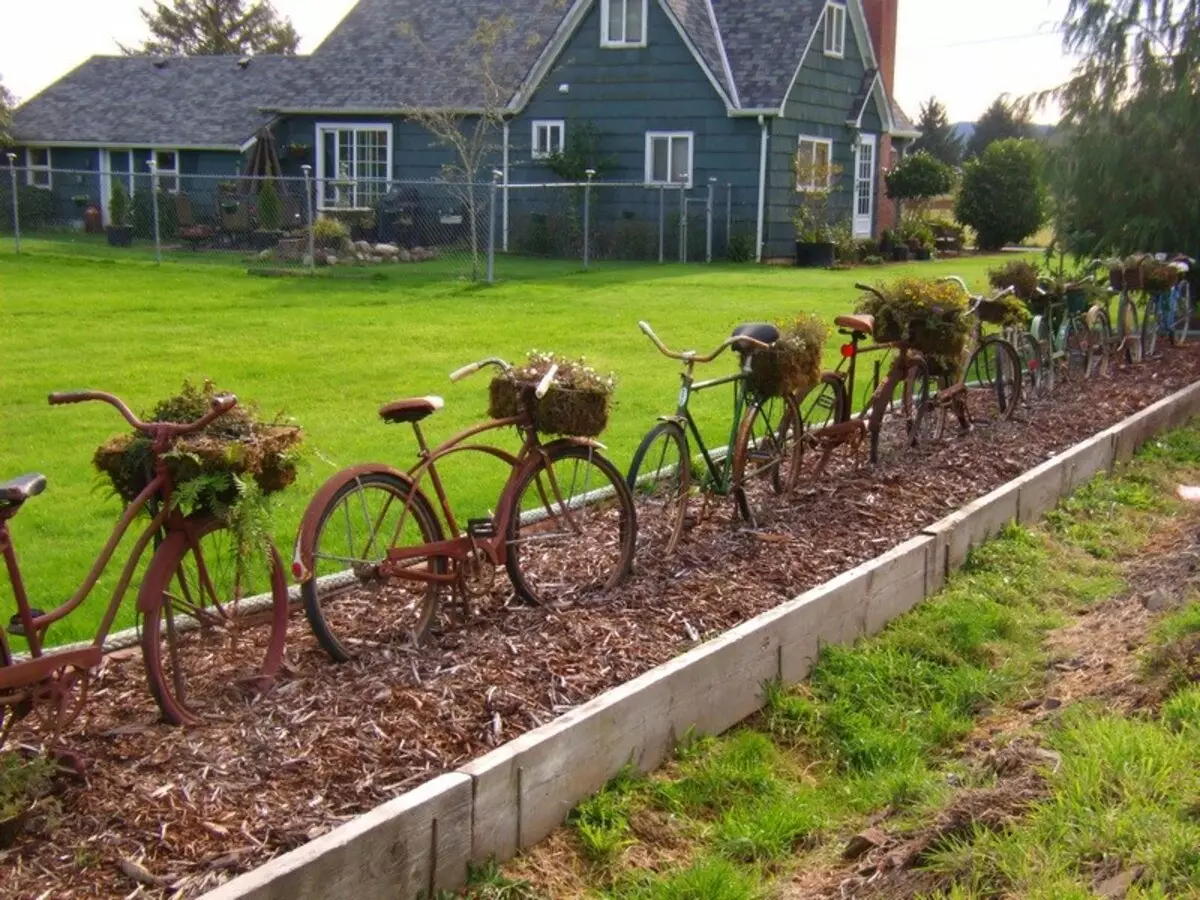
[2,160,759,281]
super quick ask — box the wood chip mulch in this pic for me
[5,348,1200,899]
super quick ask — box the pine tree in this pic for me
[966,97,1033,159]
[910,97,963,167]
[122,0,299,56]
[0,75,15,146]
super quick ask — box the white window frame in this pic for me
[315,122,394,211]
[600,0,648,48]
[824,2,847,59]
[644,131,694,188]
[796,136,834,192]
[151,149,181,193]
[531,120,565,160]
[25,147,52,189]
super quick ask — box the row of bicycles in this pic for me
[0,258,1192,751]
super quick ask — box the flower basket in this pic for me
[1143,261,1179,293]
[93,381,303,513]
[976,294,1032,328]
[486,352,615,437]
[988,260,1039,300]
[746,312,827,398]
[856,277,971,370]
[1109,261,1144,292]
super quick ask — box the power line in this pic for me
[939,27,1063,48]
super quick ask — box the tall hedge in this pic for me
[955,138,1046,251]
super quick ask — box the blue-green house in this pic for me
[8,0,917,259]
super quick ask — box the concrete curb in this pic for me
[202,380,1200,899]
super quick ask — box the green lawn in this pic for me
[0,246,1013,643]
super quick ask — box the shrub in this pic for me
[747,312,828,398]
[831,220,858,262]
[257,178,283,232]
[726,229,755,263]
[955,138,1047,251]
[311,216,350,249]
[885,151,953,207]
[132,188,178,239]
[109,180,130,228]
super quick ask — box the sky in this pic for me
[1,0,1077,124]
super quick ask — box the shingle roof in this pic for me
[891,100,920,136]
[661,0,736,104]
[713,0,824,109]
[11,55,308,147]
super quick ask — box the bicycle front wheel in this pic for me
[962,337,1023,426]
[299,471,445,663]
[506,444,636,606]
[1169,282,1193,347]
[140,517,289,726]
[1008,326,1046,401]
[868,357,931,464]
[732,393,802,522]
[626,421,690,559]
[1117,293,1142,364]
[1031,315,1057,394]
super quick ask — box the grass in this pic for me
[472,421,1200,900]
[0,244,1018,643]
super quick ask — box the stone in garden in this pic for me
[257,249,273,260]
[302,254,313,267]
[355,240,373,254]
[326,255,338,266]
[428,246,441,259]
[374,243,400,257]
[398,248,412,262]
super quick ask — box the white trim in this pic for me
[24,147,52,189]
[844,70,895,133]
[238,134,260,154]
[150,149,181,193]
[506,0,593,113]
[644,130,694,188]
[795,135,834,192]
[502,120,510,252]
[823,2,847,59]
[13,139,242,152]
[531,119,565,159]
[600,0,649,48]
[852,133,877,238]
[755,115,767,262]
[656,0,736,109]
[777,16,824,115]
[314,121,394,212]
[705,0,740,108]
[846,0,879,71]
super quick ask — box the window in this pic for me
[315,123,393,210]
[26,147,51,189]
[532,120,565,159]
[601,0,647,47]
[645,132,693,187]
[796,137,834,191]
[824,2,846,58]
[152,150,180,193]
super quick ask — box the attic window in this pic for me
[601,0,647,48]
[824,3,847,58]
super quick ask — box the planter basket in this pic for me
[1143,263,1179,293]
[976,296,1031,328]
[488,379,610,437]
[908,315,967,359]
[1109,266,1144,292]
[746,348,817,399]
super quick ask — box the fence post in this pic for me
[582,168,595,269]
[678,184,687,263]
[147,158,162,265]
[301,165,315,275]
[706,178,715,264]
[658,185,665,264]
[726,182,733,256]
[487,170,501,284]
[5,153,19,255]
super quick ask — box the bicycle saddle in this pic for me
[834,314,875,334]
[731,323,780,353]
[379,396,444,424]
[0,473,47,505]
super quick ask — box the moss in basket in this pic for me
[977,293,1032,328]
[747,312,828,398]
[987,260,1039,300]
[855,277,971,373]
[487,351,616,437]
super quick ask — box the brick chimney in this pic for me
[861,0,900,238]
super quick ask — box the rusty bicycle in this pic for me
[292,359,637,662]
[0,391,290,745]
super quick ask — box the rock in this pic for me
[1042,697,1062,710]
[428,246,441,259]
[355,240,373,254]
[1142,587,1172,611]
[325,254,338,266]
[842,827,889,860]
[301,254,313,268]
[257,248,273,261]
[1177,485,1200,503]
[374,243,400,257]
[1096,866,1144,898]
[397,248,412,262]
[355,252,365,262]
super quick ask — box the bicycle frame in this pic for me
[664,364,752,495]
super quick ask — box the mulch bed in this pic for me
[6,348,1200,899]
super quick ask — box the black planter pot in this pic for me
[795,241,836,268]
[250,230,283,251]
[914,247,932,261]
[106,226,133,248]
[891,245,911,262]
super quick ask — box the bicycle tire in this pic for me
[913,368,947,447]
[1007,326,1045,401]
[962,337,1023,426]
[1089,307,1114,378]
[1170,281,1193,347]
[868,357,929,464]
[625,421,690,559]
[505,443,636,606]
[799,372,850,431]
[731,393,802,522]
[140,517,289,726]
[1117,292,1142,364]
[1030,315,1057,394]
[299,471,445,663]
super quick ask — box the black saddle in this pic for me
[731,323,780,355]
[0,473,47,506]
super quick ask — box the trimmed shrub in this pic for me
[955,139,1047,251]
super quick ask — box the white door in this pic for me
[99,149,135,226]
[853,134,877,238]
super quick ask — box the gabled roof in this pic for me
[661,0,739,107]
[712,0,825,110]
[11,55,308,149]
[890,100,920,138]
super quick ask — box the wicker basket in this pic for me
[488,378,610,437]
[745,348,817,399]
[1109,266,1144,292]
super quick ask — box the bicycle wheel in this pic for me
[961,337,1023,427]
[913,368,947,446]
[300,471,444,663]
[140,517,289,726]
[1142,292,1164,359]
[868,356,930,464]
[1031,315,1057,394]
[1117,292,1142,364]
[1007,326,1045,401]
[1089,307,1114,377]
[732,393,802,522]
[506,444,636,606]
[793,374,850,485]
[626,421,689,559]
[1169,282,1193,347]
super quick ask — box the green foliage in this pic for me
[792,157,842,243]
[830,220,857,262]
[911,96,964,166]
[609,856,764,900]
[123,0,300,56]
[1161,686,1200,734]
[855,276,972,366]
[0,76,13,147]
[654,730,782,816]
[0,753,57,821]
[542,121,615,182]
[885,151,953,203]
[311,215,350,247]
[257,177,283,232]
[966,96,1034,159]
[132,187,179,239]
[896,212,935,252]
[725,229,755,263]
[460,859,541,899]
[714,791,824,862]
[956,139,1047,251]
[0,185,56,233]
[568,766,643,865]
[988,259,1040,300]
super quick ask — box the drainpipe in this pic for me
[755,115,768,262]
[502,120,510,252]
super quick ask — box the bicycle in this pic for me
[1142,255,1194,355]
[292,360,637,662]
[1028,275,1110,381]
[0,391,290,744]
[624,322,801,558]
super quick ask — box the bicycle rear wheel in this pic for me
[1169,282,1193,347]
[626,421,689,559]
[732,393,802,522]
[140,517,289,726]
[1142,292,1164,358]
[868,356,930,464]
[299,471,444,663]
[962,337,1023,426]
[1117,293,1142,364]
[506,444,636,606]
[1031,315,1057,394]
[1007,326,1046,401]
[1089,307,1114,377]
[794,374,850,485]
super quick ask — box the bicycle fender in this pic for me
[291,463,421,583]
[542,436,608,452]
[655,414,686,427]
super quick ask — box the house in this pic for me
[8,0,918,260]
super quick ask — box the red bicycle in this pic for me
[0,391,289,744]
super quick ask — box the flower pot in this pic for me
[795,241,836,268]
[914,247,932,261]
[106,226,133,247]
[892,245,911,262]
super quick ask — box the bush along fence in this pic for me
[0,157,757,280]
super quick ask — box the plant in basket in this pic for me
[93,380,303,556]
[1142,258,1179,293]
[855,276,971,373]
[976,292,1032,328]
[987,259,1039,300]
[746,312,828,399]
[488,352,616,437]
[1106,254,1147,291]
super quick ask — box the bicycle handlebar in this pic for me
[535,364,559,399]
[854,283,887,304]
[48,390,237,436]
[450,356,561,398]
[638,320,769,365]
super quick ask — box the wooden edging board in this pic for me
[202,379,1200,900]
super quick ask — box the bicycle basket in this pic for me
[488,378,610,437]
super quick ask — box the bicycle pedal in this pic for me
[467,518,496,539]
[8,610,45,637]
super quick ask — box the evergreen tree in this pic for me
[967,97,1033,159]
[122,0,299,56]
[910,96,963,166]
[0,75,14,146]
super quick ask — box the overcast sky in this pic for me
[1,0,1075,124]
